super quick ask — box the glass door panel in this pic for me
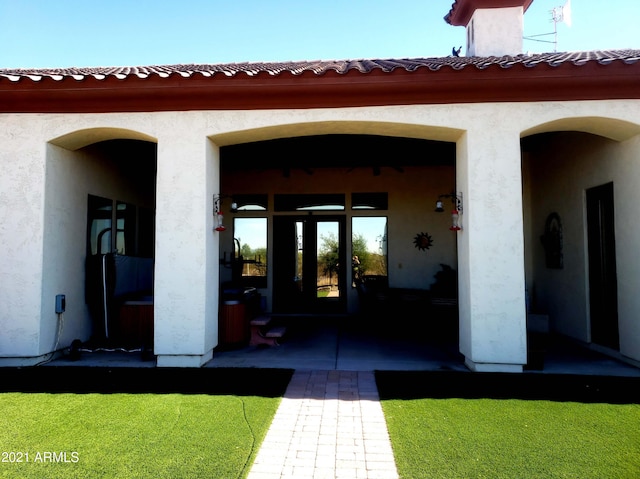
[273,216,345,314]
[316,221,340,300]
[233,217,268,287]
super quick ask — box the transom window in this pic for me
[274,194,345,211]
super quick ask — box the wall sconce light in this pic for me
[435,192,463,231]
[213,195,238,232]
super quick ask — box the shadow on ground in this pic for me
[3,366,639,404]
[375,370,640,404]
[0,367,294,397]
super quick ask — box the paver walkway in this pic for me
[248,370,399,479]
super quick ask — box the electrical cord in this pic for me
[53,312,64,352]
[236,397,257,479]
[78,347,143,353]
[35,312,64,366]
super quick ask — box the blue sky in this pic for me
[0,0,638,69]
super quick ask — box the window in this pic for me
[274,194,345,211]
[87,195,154,257]
[351,217,388,285]
[351,192,388,210]
[88,195,112,255]
[115,201,135,255]
[232,194,268,211]
[233,217,268,287]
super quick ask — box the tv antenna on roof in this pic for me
[524,0,572,52]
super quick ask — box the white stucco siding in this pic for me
[467,7,524,57]
[615,135,640,361]
[457,127,527,371]
[1,99,639,369]
[5,102,639,153]
[154,125,218,366]
[0,125,46,357]
[40,145,92,356]
[203,140,221,354]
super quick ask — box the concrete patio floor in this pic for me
[207,316,467,372]
[50,315,640,377]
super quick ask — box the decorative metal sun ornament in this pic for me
[413,232,434,251]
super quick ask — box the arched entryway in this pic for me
[44,129,157,354]
[521,117,640,366]
[215,128,463,365]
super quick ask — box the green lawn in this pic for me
[0,392,280,479]
[382,397,640,479]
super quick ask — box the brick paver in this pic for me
[248,370,399,479]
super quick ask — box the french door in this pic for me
[272,216,346,314]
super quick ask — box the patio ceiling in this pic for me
[220,134,455,174]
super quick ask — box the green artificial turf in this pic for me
[0,392,280,479]
[382,397,640,479]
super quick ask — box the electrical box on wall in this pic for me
[55,294,66,314]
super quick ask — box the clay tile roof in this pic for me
[1,50,639,83]
[1,50,638,113]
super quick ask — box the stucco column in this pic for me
[456,128,527,372]
[0,131,46,363]
[154,127,220,367]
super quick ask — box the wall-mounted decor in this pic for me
[435,192,463,231]
[540,212,563,269]
[413,232,434,251]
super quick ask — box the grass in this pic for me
[0,367,293,479]
[382,397,640,479]
[378,372,640,479]
[0,392,280,479]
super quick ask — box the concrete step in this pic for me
[265,326,286,338]
[250,315,272,327]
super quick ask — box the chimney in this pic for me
[445,0,534,56]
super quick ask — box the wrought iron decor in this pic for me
[540,212,563,269]
[413,232,434,251]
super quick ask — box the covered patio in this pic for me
[48,317,640,377]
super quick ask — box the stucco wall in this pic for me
[154,129,219,366]
[1,100,639,368]
[0,130,156,362]
[456,126,527,372]
[526,132,640,362]
[0,127,46,357]
[468,7,524,56]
